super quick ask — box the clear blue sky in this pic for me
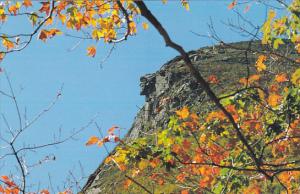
[0,1,271,192]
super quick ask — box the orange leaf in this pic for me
[268,93,281,107]
[45,17,53,26]
[87,46,96,57]
[48,28,62,37]
[0,52,5,62]
[8,4,19,16]
[249,74,260,83]
[123,179,132,189]
[176,106,189,119]
[40,189,50,194]
[181,190,189,194]
[176,173,187,183]
[208,74,219,84]
[2,39,14,50]
[108,125,119,134]
[23,0,33,8]
[86,136,99,146]
[157,178,164,185]
[275,73,288,83]
[228,0,237,10]
[255,55,267,72]
[142,22,149,30]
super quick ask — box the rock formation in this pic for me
[81,40,297,193]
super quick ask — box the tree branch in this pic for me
[134,0,272,180]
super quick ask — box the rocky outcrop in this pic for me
[81,41,298,193]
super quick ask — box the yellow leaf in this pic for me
[87,46,96,57]
[183,2,190,11]
[273,38,284,49]
[129,21,137,35]
[86,136,99,146]
[255,55,267,72]
[138,159,148,170]
[142,22,149,30]
[2,39,14,50]
[176,106,189,119]
[291,68,300,86]
[268,10,276,20]
[45,17,53,26]
[199,134,206,143]
[58,14,67,24]
[92,29,103,40]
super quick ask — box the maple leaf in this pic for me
[48,28,62,37]
[23,0,33,8]
[45,17,53,26]
[228,0,237,10]
[85,136,99,146]
[255,55,267,72]
[87,46,96,57]
[176,106,189,119]
[58,13,67,24]
[39,2,50,15]
[8,5,18,16]
[2,39,14,50]
[38,30,48,42]
[275,73,288,83]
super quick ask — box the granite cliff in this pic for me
[81,40,297,194]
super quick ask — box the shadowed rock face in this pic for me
[81,41,297,194]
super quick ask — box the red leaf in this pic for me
[39,2,50,15]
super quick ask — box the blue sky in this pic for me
[0,1,271,192]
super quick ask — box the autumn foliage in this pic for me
[1,0,300,193]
